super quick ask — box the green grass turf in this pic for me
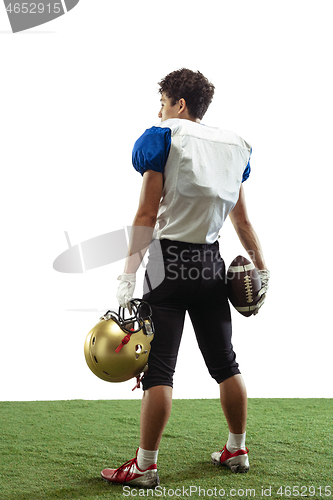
[0,399,332,499]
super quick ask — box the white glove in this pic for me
[254,269,270,315]
[116,273,136,311]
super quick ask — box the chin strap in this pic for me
[132,365,149,391]
[132,374,145,391]
[115,333,132,353]
[115,328,136,353]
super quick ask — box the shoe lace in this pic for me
[112,456,138,481]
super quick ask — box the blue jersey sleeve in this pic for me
[241,147,252,182]
[132,126,172,176]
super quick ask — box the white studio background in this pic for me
[0,0,332,401]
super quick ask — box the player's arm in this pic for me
[229,184,267,270]
[123,169,163,274]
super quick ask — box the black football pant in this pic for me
[141,239,240,391]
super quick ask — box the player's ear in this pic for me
[178,98,187,115]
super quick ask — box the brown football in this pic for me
[227,255,261,317]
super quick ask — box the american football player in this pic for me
[101,69,270,487]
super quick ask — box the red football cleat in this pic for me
[101,449,159,488]
[211,444,250,473]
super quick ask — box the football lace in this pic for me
[244,275,253,303]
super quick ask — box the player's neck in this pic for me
[181,115,201,124]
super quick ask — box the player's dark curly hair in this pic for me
[158,68,215,120]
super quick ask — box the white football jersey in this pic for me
[132,118,251,244]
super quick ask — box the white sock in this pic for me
[226,432,246,453]
[137,447,159,470]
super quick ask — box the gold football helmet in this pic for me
[84,299,154,384]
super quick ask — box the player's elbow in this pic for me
[230,213,252,232]
[134,212,157,228]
